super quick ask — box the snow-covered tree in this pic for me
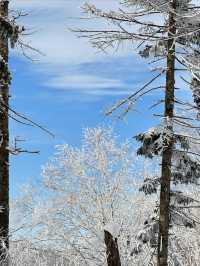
[73,1,200,265]
[9,127,200,265]
[10,127,158,265]
[0,2,53,262]
[0,0,24,261]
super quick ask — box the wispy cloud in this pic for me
[12,0,125,65]
[45,74,125,90]
[10,0,137,100]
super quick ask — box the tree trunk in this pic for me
[0,0,10,263]
[104,230,121,266]
[157,1,176,266]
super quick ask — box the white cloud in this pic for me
[12,0,126,65]
[45,74,125,90]
[10,0,135,98]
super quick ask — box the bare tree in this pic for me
[11,127,155,265]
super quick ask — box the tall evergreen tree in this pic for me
[74,1,200,265]
[157,1,176,264]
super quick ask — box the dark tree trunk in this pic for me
[157,1,176,266]
[104,230,121,266]
[0,0,9,263]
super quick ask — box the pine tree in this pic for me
[157,1,176,264]
[74,1,200,265]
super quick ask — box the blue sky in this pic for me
[8,0,172,198]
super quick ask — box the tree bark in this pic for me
[157,1,176,266]
[104,230,121,266]
[0,0,10,263]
